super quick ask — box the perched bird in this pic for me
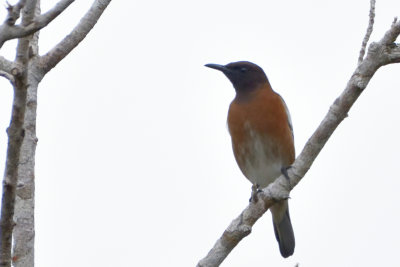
[205,61,295,258]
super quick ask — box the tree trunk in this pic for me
[12,76,39,266]
[0,1,111,266]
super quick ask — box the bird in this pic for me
[205,61,295,258]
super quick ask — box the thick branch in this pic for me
[0,2,38,267]
[11,73,39,267]
[0,71,14,84]
[14,0,74,38]
[15,0,39,64]
[0,68,27,267]
[0,56,14,73]
[10,1,40,266]
[198,189,287,267]
[197,14,400,267]
[0,0,74,49]
[38,0,112,75]
[0,57,15,83]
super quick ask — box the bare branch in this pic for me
[385,45,400,63]
[0,66,27,267]
[381,17,400,45]
[15,0,40,64]
[198,189,287,267]
[15,0,74,35]
[358,0,375,65]
[1,2,37,266]
[0,56,16,85]
[363,19,400,66]
[38,0,112,74]
[0,0,74,49]
[0,1,111,266]
[9,1,40,266]
[0,70,15,84]
[0,56,15,74]
[197,10,400,267]
[11,77,39,267]
[5,0,26,25]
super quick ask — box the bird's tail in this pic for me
[270,201,295,258]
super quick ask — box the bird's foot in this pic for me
[249,184,262,203]
[281,166,292,188]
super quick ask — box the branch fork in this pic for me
[0,0,75,49]
[0,1,112,267]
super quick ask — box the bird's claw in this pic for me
[281,166,292,188]
[250,184,262,203]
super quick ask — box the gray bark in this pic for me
[0,0,75,49]
[12,69,39,267]
[358,0,376,65]
[0,63,29,267]
[0,1,112,267]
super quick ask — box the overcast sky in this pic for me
[1,0,400,266]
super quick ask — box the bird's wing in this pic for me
[278,94,294,140]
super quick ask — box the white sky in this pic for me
[1,0,400,266]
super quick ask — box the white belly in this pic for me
[239,129,283,188]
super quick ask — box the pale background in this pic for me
[1,0,400,266]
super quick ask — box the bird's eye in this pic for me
[240,67,247,73]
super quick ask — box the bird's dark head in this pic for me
[205,61,269,94]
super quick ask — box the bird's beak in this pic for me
[205,63,230,73]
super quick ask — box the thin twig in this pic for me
[5,0,26,26]
[358,0,376,65]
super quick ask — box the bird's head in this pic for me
[205,61,269,94]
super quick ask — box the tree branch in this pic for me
[0,0,74,49]
[0,67,27,267]
[358,0,375,65]
[5,0,26,25]
[197,189,288,267]
[0,56,15,83]
[1,1,37,266]
[15,0,39,64]
[0,56,14,72]
[381,17,400,45]
[0,1,111,266]
[38,0,112,75]
[197,11,400,267]
[0,71,14,84]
